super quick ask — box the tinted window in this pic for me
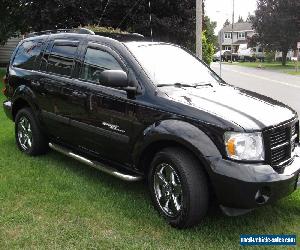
[13,40,44,70]
[81,48,122,83]
[47,43,78,77]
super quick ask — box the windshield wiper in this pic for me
[194,82,213,87]
[157,82,213,88]
[157,83,196,88]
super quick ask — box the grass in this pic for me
[0,68,299,249]
[232,61,300,75]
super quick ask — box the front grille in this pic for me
[265,120,299,169]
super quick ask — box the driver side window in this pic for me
[81,47,122,84]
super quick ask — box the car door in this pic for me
[73,43,136,164]
[37,39,88,145]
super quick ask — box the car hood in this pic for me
[160,84,296,131]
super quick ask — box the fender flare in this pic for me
[133,119,222,171]
[12,85,40,119]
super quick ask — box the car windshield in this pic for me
[126,42,222,87]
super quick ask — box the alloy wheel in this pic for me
[17,116,33,151]
[153,163,183,217]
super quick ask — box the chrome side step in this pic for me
[49,143,143,182]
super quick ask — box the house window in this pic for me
[238,32,245,38]
[224,33,232,39]
[224,46,231,51]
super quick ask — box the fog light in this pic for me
[255,187,271,205]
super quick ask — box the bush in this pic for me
[202,32,214,65]
[83,25,128,34]
[265,51,275,63]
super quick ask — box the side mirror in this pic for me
[99,70,128,88]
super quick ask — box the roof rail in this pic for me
[25,28,95,38]
[94,32,145,41]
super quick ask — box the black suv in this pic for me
[3,29,300,228]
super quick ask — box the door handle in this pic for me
[72,91,87,98]
[31,80,40,87]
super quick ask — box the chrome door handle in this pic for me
[31,80,40,86]
[72,91,87,98]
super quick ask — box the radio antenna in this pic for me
[148,0,153,41]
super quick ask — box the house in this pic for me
[218,22,255,53]
[218,22,265,60]
[0,36,22,66]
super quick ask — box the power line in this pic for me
[98,0,112,26]
[117,0,143,29]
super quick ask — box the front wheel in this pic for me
[15,108,48,156]
[148,147,209,229]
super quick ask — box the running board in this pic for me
[49,143,143,182]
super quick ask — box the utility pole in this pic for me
[231,0,235,63]
[196,0,202,59]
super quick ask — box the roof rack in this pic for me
[94,32,145,41]
[25,28,95,38]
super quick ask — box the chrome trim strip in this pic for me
[274,157,294,167]
[49,143,143,182]
[271,141,289,150]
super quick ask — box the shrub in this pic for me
[202,32,214,65]
[265,51,275,63]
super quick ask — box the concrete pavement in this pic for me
[211,62,300,115]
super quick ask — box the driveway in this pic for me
[211,62,300,115]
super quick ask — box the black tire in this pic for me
[148,147,209,229]
[15,107,48,156]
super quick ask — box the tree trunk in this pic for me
[282,50,288,66]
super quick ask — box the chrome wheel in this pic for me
[17,116,33,151]
[154,163,183,217]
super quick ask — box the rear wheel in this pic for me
[148,147,209,229]
[15,108,48,156]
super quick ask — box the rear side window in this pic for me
[12,40,44,70]
[47,43,78,77]
[81,47,122,83]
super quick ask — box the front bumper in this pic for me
[208,146,300,211]
[3,100,13,120]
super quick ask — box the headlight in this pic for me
[224,132,264,161]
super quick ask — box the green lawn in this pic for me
[234,61,300,75]
[0,68,299,249]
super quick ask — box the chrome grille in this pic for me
[268,120,298,168]
[269,128,288,148]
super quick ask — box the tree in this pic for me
[250,0,300,66]
[237,16,244,23]
[223,19,230,28]
[202,31,214,65]
[0,0,216,57]
[203,16,218,48]
[0,0,27,45]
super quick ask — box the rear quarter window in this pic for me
[12,40,44,70]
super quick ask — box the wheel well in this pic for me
[139,140,215,199]
[12,99,30,121]
[138,140,209,175]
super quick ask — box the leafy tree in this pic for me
[203,16,217,48]
[1,0,217,58]
[223,19,230,28]
[237,16,244,23]
[250,0,300,65]
[0,0,26,44]
[202,32,214,65]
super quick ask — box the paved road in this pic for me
[211,62,300,115]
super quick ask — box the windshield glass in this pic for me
[126,42,222,87]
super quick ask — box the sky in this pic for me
[206,0,258,34]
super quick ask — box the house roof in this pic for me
[221,22,253,32]
[233,40,248,45]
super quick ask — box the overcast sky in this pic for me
[206,0,258,34]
